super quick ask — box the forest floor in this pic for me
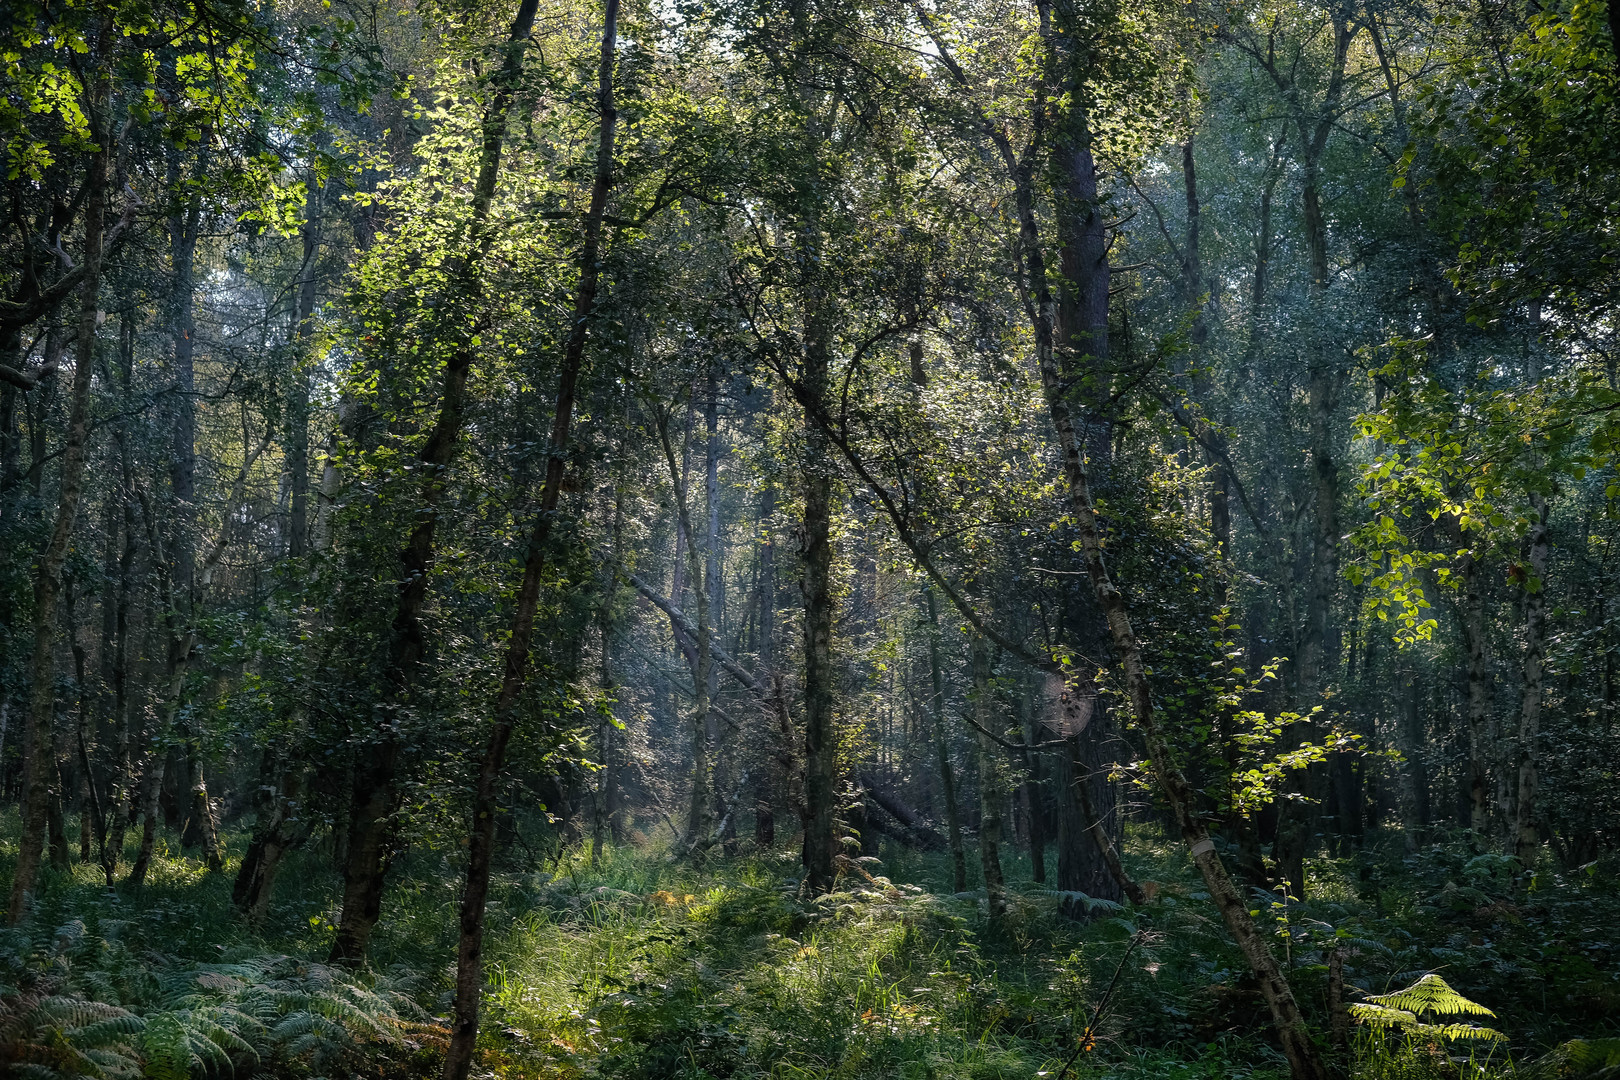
[2,815,1617,1079]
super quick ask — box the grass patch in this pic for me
[2,813,1617,1078]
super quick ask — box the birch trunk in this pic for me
[8,71,110,925]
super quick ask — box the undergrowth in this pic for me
[1,812,1616,1079]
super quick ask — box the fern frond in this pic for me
[34,996,129,1029]
[1531,1037,1620,1079]
[65,1015,146,1047]
[1409,1022,1507,1042]
[1364,974,1496,1018]
[1332,936,1395,957]
[1349,1003,1418,1027]
[141,1012,191,1080]
[1029,889,1126,914]
[10,1064,73,1080]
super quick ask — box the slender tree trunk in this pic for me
[1457,549,1493,835]
[755,490,778,847]
[799,456,836,891]
[1513,495,1550,864]
[127,756,164,889]
[233,756,308,923]
[330,0,542,968]
[441,2,610,1073]
[594,483,623,864]
[48,772,70,872]
[796,256,838,895]
[1396,668,1429,848]
[926,589,967,892]
[973,636,1006,917]
[1019,676,1047,883]
[8,72,110,925]
[287,172,322,558]
[661,403,714,856]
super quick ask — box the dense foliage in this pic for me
[1,0,1616,1076]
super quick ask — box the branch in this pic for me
[779,364,1063,675]
[1151,388,1270,540]
[0,184,143,335]
[622,568,770,701]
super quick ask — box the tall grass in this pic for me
[3,810,1616,1079]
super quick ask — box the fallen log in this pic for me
[859,777,945,851]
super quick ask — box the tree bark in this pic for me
[287,172,323,558]
[1455,542,1493,836]
[796,254,838,896]
[999,18,1329,1069]
[126,756,164,889]
[926,588,968,892]
[973,635,1007,918]
[1019,676,1047,883]
[1396,668,1430,849]
[233,755,310,922]
[661,400,714,856]
[8,71,110,925]
[593,482,624,863]
[330,0,542,969]
[1513,495,1550,864]
[441,2,610,1073]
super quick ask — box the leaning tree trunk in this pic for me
[441,2,611,1074]
[8,75,110,925]
[1001,36,1328,1070]
[329,0,542,969]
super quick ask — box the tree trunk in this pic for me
[286,172,322,558]
[799,460,836,892]
[973,636,1007,918]
[1458,548,1492,835]
[1056,713,1125,907]
[755,494,778,847]
[1005,33,1329,1068]
[1038,312,1330,1080]
[1396,668,1429,848]
[1019,676,1047,883]
[1513,495,1550,864]
[8,71,110,925]
[127,756,164,889]
[233,756,308,923]
[926,588,967,892]
[1055,111,1112,474]
[331,0,542,969]
[796,256,838,895]
[440,2,608,1073]
[594,483,624,864]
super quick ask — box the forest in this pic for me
[1,0,1618,1076]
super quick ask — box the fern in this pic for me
[1532,1038,1620,1079]
[1351,972,1508,1066]
[140,1012,190,1080]
[1030,889,1127,915]
[1362,973,1498,1019]
[66,1014,148,1047]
